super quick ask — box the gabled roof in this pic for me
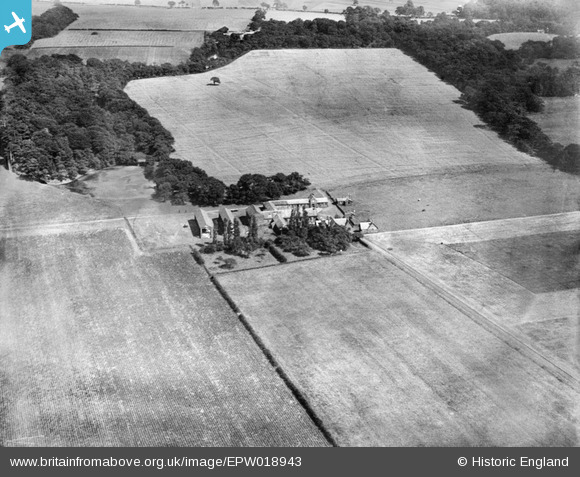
[272,214,287,230]
[219,205,236,223]
[193,207,213,230]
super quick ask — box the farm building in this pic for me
[265,190,330,215]
[353,219,379,234]
[193,207,214,239]
[219,205,236,225]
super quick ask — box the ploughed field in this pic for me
[217,252,579,446]
[0,170,327,446]
[126,49,539,186]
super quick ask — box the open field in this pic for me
[279,0,460,14]
[529,96,580,145]
[0,168,328,446]
[31,30,205,48]
[330,163,580,231]
[366,212,580,376]
[265,10,344,22]
[28,26,204,64]
[27,4,254,64]
[28,45,198,65]
[533,58,580,70]
[449,231,580,293]
[126,49,539,186]
[62,4,254,31]
[488,32,558,50]
[218,251,579,446]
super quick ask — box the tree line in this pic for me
[16,5,79,49]
[145,157,310,206]
[2,2,578,185]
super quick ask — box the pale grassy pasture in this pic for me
[218,252,579,446]
[529,96,580,145]
[126,49,539,186]
[329,163,580,231]
[488,32,558,50]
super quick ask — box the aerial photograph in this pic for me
[0,0,579,447]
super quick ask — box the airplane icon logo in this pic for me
[4,12,26,34]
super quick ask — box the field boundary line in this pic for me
[363,239,580,391]
[188,247,338,447]
[372,211,580,244]
[122,217,145,256]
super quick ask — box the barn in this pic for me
[193,207,214,239]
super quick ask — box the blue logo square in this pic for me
[1,0,32,52]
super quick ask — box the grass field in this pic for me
[450,231,580,293]
[529,96,580,145]
[329,164,580,231]
[0,168,328,446]
[218,251,579,446]
[126,49,538,186]
[488,32,558,50]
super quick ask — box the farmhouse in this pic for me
[193,207,214,239]
[350,217,379,234]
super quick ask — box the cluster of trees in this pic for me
[395,1,425,18]
[525,62,579,97]
[16,5,79,49]
[147,157,310,206]
[520,37,580,62]
[276,207,352,256]
[200,216,261,258]
[3,2,579,183]
[1,54,174,181]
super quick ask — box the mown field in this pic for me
[529,96,580,145]
[488,32,558,50]
[218,252,579,446]
[0,169,328,446]
[126,49,539,186]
